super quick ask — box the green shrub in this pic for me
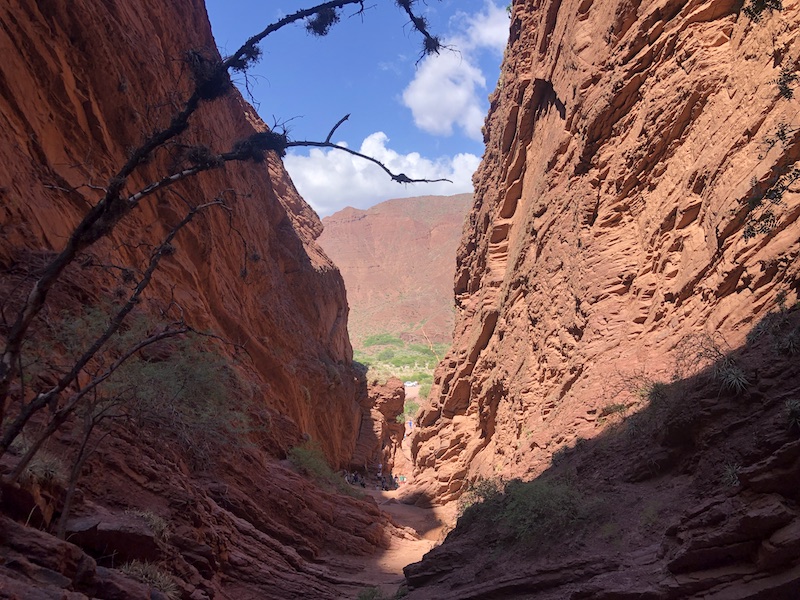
[713,357,749,394]
[722,462,741,486]
[457,478,502,516]
[108,336,254,466]
[776,327,800,355]
[119,560,178,599]
[403,399,420,419]
[498,479,591,543]
[363,333,404,347]
[786,399,800,435]
[357,587,386,600]
[288,441,360,497]
[418,381,432,399]
[377,348,396,361]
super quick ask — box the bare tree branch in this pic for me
[325,114,351,143]
[286,139,452,184]
[0,201,221,459]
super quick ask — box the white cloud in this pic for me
[283,132,480,216]
[402,54,486,139]
[402,1,509,139]
[459,2,512,53]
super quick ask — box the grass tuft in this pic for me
[119,560,178,599]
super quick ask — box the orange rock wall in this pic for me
[412,0,800,501]
[0,0,359,465]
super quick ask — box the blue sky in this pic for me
[205,1,509,216]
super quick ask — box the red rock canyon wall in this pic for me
[412,0,800,501]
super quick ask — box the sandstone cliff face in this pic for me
[403,0,800,596]
[412,0,800,502]
[0,0,358,465]
[351,378,406,477]
[0,1,389,598]
[319,194,472,346]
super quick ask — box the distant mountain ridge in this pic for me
[319,193,472,348]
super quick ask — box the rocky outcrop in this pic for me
[412,0,800,502]
[0,0,358,466]
[405,308,800,597]
[351,378,406,477]
[403,0,800,596]
[0,0,390,597]
[319,194,472,346]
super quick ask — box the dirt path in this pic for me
[327,489,457,598]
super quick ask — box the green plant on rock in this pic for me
[357,587,387,600]
[497,479,593,544]
[457,477,503,517]
[722,462,741,486]
[125,509,170,542]
[713,357,749,394]
[113,336,254,467]
[775,326,800,355]
[288,440,361,497]
[786,399,800,435]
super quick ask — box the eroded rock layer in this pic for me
[404,0,800,596]
[412,0,800,503]
[0,1,390,598]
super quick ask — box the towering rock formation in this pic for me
[404,0,800,597]
[412,0,800,503]
[0,1,397,598]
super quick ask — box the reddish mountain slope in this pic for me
[319,194,472,347]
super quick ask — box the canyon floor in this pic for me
[330,489,456,598]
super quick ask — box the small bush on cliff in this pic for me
[288,440,361,497]
[500,479,592,543]
[458,478,594,548]
[743,0,783,21]
[22,449,68,486]
[105,335,254,466]
[457,477,503,516]
[786,399,800,436]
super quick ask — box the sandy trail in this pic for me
[327,488,456,598]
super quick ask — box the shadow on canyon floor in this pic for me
[402,306,800,599]
[325,486,449,599]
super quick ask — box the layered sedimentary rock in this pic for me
[351,378,406,477]
[319,194,472,346]
[404,0,800,596]
[412,0,800,503]
[0,1,387,597]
